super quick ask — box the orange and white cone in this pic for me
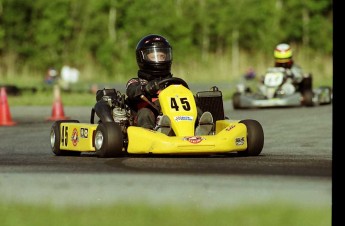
[0,87,16,126]
[47,85,69,121]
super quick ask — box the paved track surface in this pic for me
[0,101,332,209]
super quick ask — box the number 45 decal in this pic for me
[170,97,191,111]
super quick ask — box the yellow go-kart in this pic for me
[50,78,264,157]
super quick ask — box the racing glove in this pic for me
[286,69,294,78]
[144,80,160,95]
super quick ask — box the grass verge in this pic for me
[0,201,331,226]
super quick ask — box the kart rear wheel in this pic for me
[94,122,124,157]
[232,92,241,109]
[238,119,264,156]
[303,90,314,107]
[318,86,332,105]
[50,120,81,156]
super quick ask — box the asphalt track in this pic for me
[0,101,332,210]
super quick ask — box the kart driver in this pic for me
[273,43,312,93]
[125,34,213,135]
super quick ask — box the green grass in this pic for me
[0,201,331,226]
[4,80,235,106]
[6,88,96,106]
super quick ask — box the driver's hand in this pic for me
[286,69,293,78]
[144,80,160,95]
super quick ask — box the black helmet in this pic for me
[136,34,172,80]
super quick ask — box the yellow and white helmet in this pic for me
[274,43,294,68]
[274,43,292,62]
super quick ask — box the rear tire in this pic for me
[318,86,332,105]
[238,120,264,156]
[50,120,81,156]
[94,122,124,157]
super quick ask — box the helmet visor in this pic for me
[275,57,292,63]
[141,47,172,63]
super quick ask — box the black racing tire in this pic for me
[300,75,313,92]
[319,86,333,105]
[303,90,314,107]
[50,120,81,156]
[238,119,264,156]
[94,122,124,158]
[232,92,241,109]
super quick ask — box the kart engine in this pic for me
[93,88,132,133]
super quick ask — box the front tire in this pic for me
[50,120,81,156]
[238,119,264,156]
[94,122,124,157]
[232,92,241,109]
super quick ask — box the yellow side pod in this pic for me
[127,120,247,154]
[59,122,98,152]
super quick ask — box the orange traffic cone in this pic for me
[47,85,69,121]
[0,87,16,126]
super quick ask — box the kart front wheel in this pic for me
[50,120,81,156]
[238,119,264,156]
[232,92,241,109]
[94,122,124,157]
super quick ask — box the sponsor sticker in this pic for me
[71,128,79,146]
[183,136,205,144]
[174,116,193,122]
[235,137,245,145]
[226,125,236,131]
[80,128,88,138]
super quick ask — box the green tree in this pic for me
[0,0,333,80]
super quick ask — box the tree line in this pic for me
[0,0,333,79]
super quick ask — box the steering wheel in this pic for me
[157,77,189,90]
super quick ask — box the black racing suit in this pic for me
[125,77,160,129]
[125,70,174,129]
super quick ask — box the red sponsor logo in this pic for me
[183,136,204,144]
[71,128,78,146]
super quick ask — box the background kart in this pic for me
[232,67,332,109]
[50,78,264,157]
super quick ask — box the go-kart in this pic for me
[232,67,332,109]
[50,77,264,157]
